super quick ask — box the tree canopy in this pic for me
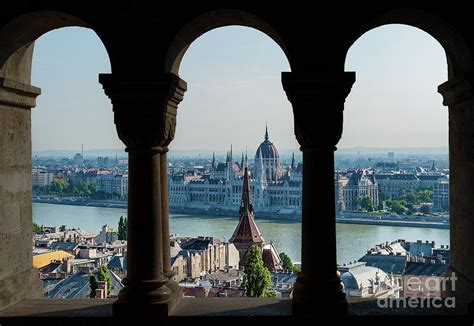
[357,196,374,212]
[98,265,112,295]
[243,245,273,297]
[279,252,298,272]
[35,179,96,198]
[32,222,41,233]
[118,216,127,241]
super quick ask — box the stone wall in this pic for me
[0,104,42,310]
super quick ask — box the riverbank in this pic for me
[168,206,301,221]
[32,196,302,221]
[33,197,127,209]
[32,197,450,228]
[33,202,450,264]
[336,217,449,229]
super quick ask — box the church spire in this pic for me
[291,152,296,171]
[229,167,265,249]
[241,152,244,170]
[212,152,216,169]
[244,147,248,168]
[239,167,254,216]
[265,123,269,141]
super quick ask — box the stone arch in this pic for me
[164,9,290,74]
[0,10,111,83]
[344,9,472,79]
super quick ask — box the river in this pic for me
[32,203,450,264]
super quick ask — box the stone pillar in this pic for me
[438,73,474,314]
[100,73,186,317]
[161,149,178,294]
[282,71,355,317]
[0,77,42,311]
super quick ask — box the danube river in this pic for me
[33,203,450,264]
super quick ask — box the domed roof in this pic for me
[255,126,279,159]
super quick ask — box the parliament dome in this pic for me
[255,126,279,160]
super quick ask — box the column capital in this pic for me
[281,71,355,150]
[0,77,41,109]
[99,73,187,151]
[438,72,474,107]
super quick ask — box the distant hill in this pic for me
[33,146,449,159]
[33,148,127,158]
[335,146,448,155]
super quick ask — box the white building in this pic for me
[342,170,379,211]
[433,178,449,212]
[339,261,401,299]
[96,174,128,199]
[32,168,54,187]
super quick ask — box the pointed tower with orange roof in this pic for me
[229,167,265,264]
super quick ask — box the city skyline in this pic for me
[32,24,447,151]
[33,144,449,159]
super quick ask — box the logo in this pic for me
[376,272,457,309]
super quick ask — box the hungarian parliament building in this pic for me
[168,126,450,217]
[168,127,303,217]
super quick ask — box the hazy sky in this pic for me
[31,24,448,152]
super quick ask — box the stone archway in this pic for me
[0,11,111,311]
[343,9,474,312]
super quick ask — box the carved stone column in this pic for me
[99,73,187,317]
[0,77,42,311]
[282,71,355,317]
[438,73,474,314]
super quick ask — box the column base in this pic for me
[0,268,42,311]
[292,300,348,319]
[113,300,172,318]
[292,273,347,318]
[112,278,182,317]
[292,285,348,318]
[164,272,183,301]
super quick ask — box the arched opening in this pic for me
[31,27,129,299]
[337,24,451,310]
[166,25,300,299]
[164,9,290,75]
[345,9,472,79]
[0,12,121,307]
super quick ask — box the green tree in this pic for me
[279,252,296,272]
[88,182,96,196]
[398,189,433,207]
[98,265,112,295]
[89,274,98,298]
[417,189,433,203]
[32,222,41,233]
[118,216,128,241]
[49,179,69,195]
[264,289,277,297]
[386,200,406,214]
[243,245,272,297]
[357,196,374,212]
